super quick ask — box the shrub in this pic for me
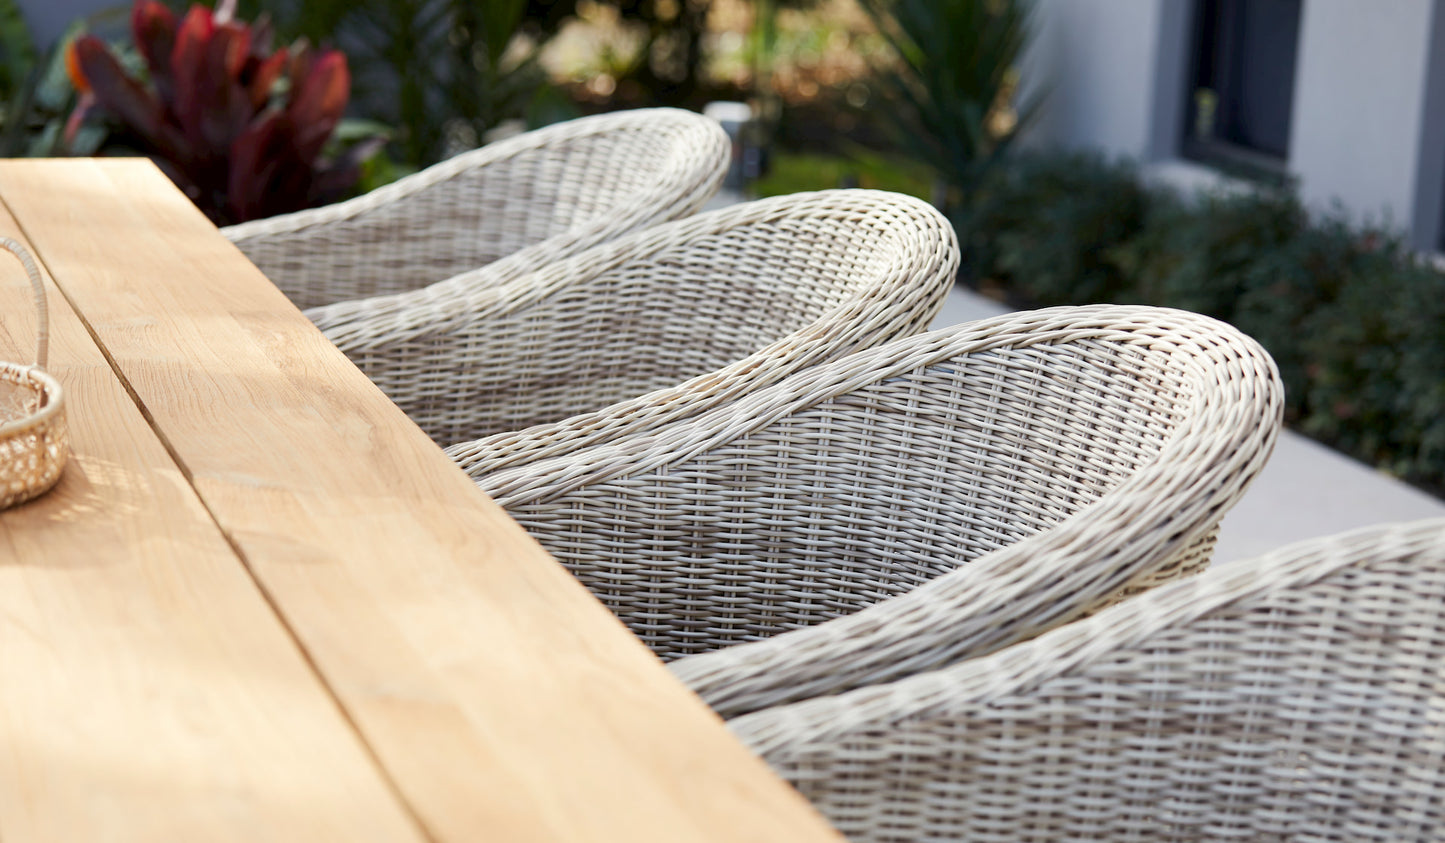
[1231,216,1394,410]
[858,0,1039,219]
[0,4,112,157]
[1126,189,1305,314]
[255,0,555,167]
[1298,254,1445,489]
[65,0,380,224]
[965,150,1147,304]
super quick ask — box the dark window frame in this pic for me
[1182,0,1302,184]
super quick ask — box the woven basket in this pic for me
[0,237,66,510]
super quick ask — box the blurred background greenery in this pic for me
[0,0,1441,496]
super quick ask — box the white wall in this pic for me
[1026,0,1445,247]
[1022,0,1168,159]
[1288,0,1436,231]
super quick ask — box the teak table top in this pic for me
[0,158,842,842]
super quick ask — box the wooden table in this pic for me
[0,159,843,842]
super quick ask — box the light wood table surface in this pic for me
[0,159,843,842]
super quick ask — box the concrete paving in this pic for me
[928,285,1445,564]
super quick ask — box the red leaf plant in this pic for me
[66,0,379,224]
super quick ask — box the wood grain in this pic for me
[0,159,843,842]
[0,194,426,841]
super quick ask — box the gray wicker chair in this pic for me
[481,306,1284,718]
[732,517,1445,843]
[222,108,730,311]
[312,189,957,449]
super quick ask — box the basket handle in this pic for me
[0,237,48,370]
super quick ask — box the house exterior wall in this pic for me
[1021,0,1166,159]
[1289,0,1435,237]
[1026,0,1445,250]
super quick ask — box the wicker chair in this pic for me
[310,189,956,449]
[222,108,730,311]
[481,306,1284,718]
[731,517,1445,843]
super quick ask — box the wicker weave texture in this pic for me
[732,517,1445,843]
[316,188,955,449]
[0,368,66,509]
[0,237,66,510]
[223,108,730,310]
[484,306,1282,718]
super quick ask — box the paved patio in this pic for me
[931,285,1445,564]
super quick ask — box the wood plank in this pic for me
[0,159,843,843]
[0,197,427,841]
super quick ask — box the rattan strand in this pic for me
[0,236,66,510]
[732,517,1445,843]
[317,188,956,448]
[223,108,730,311]
[481,306,1283,718]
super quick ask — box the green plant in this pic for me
[749,148,930,199]
[0,4,114,157]
[1123,188,1306,315]
[0,0,33,100]
[857,0,1040,219]
[1229,213,1379,403]
[260,0,552,167]
[617,0,712,104]
[1390,265,1445,482]
[66,0,379,225]
[966,150,1147,304]
[1294,253,1445,489]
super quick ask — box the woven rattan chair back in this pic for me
[482,306,1283,717]
[314,189,956,450]
[222,108,730,310]
[730,518,1445,843]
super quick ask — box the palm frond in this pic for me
[861,0,1038,211]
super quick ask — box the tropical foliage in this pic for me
[856,0,1039,218]
[0,0,113,157]
[252,0,553,166]
[0,0,33,101]
[66,0,377,224]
